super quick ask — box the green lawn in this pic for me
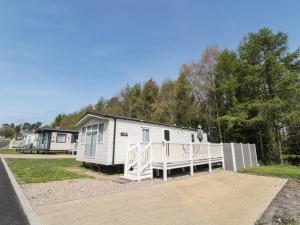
[0,148,20,154]
[240,165,300,180]
[6,158,88,183]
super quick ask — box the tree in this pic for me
[121,83,143,119]
[142,79,159,120]
[217,28,300,163]
[152,79,177,124]
[0,126,15,138]
[51,114,66,128]
[175,65,198,127]
[187,46,222,141]
[106,96,124,116]
[57,105,94,129]
[94,97,107,113]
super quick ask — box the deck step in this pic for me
[121,173,152,181]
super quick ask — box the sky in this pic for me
[0,0,299,126]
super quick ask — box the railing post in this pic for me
[190,143,194,176]
[231,142,237,172]
[124,142,129,177]
[137,143,141,181]
[163,141,167,181]
[150,142,153,179]
[221,143,225,170]
[208,142,212,173]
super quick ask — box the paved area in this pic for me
[0,153,75,159]
[0,159,29,225]
[35,171,286,225]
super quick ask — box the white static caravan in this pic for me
[35,128,78,153]
[75,112,207,166]
[21,132,39,149]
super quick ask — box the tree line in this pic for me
[52,28,300,163]
[0,122,42,139]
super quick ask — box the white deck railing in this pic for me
[151,142,223,163]
[124,141,224,181]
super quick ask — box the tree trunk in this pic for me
[259,129,264,162]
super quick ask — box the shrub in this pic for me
[283,155,300,166]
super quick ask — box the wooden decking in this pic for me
[124,142,224,181]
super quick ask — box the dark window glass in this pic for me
[191,134,195,143]
[71,134,78,143]
[164,130,170,141]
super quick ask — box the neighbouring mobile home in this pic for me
[75,111,207,166]
[35,128,78,153]
[21,132,39,149]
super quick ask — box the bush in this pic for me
[283,155,300,166]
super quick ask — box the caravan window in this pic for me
[98,124,104,143]
[164,130,170,141]
[191,134,195,143]
[56,133,66,143]
[71,134,78,143]
[142,128,150,143]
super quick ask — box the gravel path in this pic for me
[21,177,163,207]
[21,170,211,207]
[259,179,300,224]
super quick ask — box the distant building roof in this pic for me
[76,111,198,131]
[36,128,78,134]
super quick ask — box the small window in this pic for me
[164,130,170,141]
[56,133,67,143]
[81,127,86,143]
[191,134,195,143]
[142,128,150,143]
[71,134,78,143]
[98,124,104,143]
[92,124,98,130]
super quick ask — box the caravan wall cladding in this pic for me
[76,117,204,166]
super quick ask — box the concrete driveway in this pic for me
[35,171,286,225]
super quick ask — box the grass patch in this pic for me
[6,158,88,183]
[0,148,20,154]
[240,165,300,180]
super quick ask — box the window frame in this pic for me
[141,127,150,143]
[56,133,67,143]
[97,123,104,143]
[81,127,86,144]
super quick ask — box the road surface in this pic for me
[0,159,29,225]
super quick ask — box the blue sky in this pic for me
[0,0,299,125]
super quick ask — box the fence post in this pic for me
[248,143,253,167]
[231,142,237,172]
[240,143,245,168]
[208,142,212,173]
[253,144,258,166]
[137,143,141,181]
[163,141,167,181]
[221,143,225,170]
[190,143,194,176]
